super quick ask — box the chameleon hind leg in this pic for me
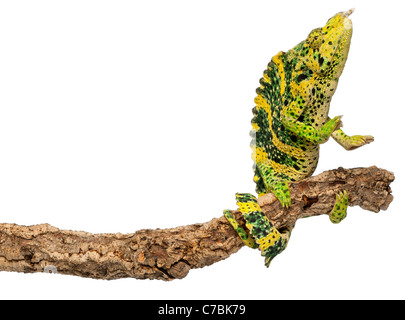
[256,161,292,207]
[235,193,291,267]
[329,190,349,224]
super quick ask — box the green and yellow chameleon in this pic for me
[224,9,373,267]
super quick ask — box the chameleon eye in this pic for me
[307,28,323,50]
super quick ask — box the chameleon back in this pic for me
[251,51,320,196]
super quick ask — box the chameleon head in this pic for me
[300,9,354,79]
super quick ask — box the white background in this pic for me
[0,0,403,299]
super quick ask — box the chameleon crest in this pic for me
[224,9,373,267]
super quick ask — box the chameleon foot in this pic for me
[271,182,292,208]
[332,128,374,151]
[329,190,349,224]
[341,135,374,150]
[234,193,290,267]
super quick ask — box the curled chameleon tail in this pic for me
[224,193,292,267]
[224,191,347,267]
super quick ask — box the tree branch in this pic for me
[0,166,394,281]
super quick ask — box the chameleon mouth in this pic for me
[341,8,354,30]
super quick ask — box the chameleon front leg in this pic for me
[280,96,343,144]
[224,193,292,267]
[331,127,374,150]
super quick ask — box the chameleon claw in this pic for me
[278,194,291,208]
[362,135,374,144]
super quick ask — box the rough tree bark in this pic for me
[0,166,394,281]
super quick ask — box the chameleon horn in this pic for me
[341,8,355,17]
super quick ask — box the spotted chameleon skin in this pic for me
[224,9,373,266]
[252,9,365,202]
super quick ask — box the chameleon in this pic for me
[223,9,373,267]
